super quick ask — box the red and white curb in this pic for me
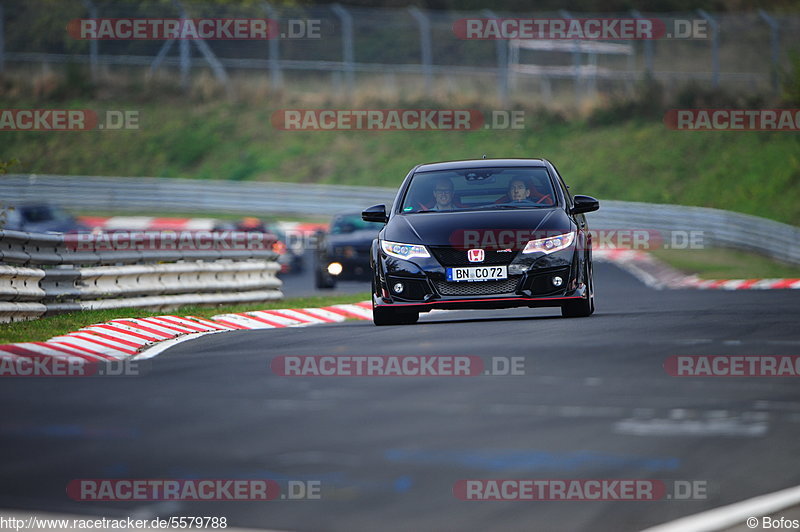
[593,249,800,290]
[0,302,373,367]
[78,216,220,231]
[78,216,329,235]
[676,277,800,290]
[274,221,329,235]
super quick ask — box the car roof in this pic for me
[414,158,548,173]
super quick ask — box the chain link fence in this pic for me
[1,1,798,104]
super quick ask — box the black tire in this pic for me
[373,305,419,326]
[315,266,336,290]
[561,260,595,318]
[371,277,418,325]
[293,255,304,273]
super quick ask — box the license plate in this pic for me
[446,266,508,282]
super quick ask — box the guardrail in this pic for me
[0,228,282,322]
[595,200,800,266]
[2,174,798,266]
[1,174,396,216]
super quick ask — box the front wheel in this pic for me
[373,305,419,326]
[561,261,595,318]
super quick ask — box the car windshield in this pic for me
[330,214,384,234]
[19,205,67,223]
[400,167,557,213]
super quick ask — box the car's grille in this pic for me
[434,278,519,296]
[429,246,518,266]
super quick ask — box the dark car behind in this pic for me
[0,203,88,233]
[314,212,384,289]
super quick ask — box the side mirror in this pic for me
[570,195,599,215]
[362,204,389,224]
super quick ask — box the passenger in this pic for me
[431,178,456,211]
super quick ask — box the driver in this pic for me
[496,177,553,205]
[508,178,533,202]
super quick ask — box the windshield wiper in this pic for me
[473,204,529,210]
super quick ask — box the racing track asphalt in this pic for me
[0,263,798,532]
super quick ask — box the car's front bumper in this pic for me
[374,244,589,313]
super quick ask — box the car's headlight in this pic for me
[522,231,575,254]
[381,240,430,260]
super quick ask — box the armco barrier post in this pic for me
[631,10,653,83]
[263,1,283,90]
[482,9,509,107]
[758,10,780,95]
[408,6,433,96]
[0,3,5,74]
[559,9,586,106]
[81,0,98,82]
[332,4,355,95]
[697,9,720,88]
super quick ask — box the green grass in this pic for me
[1,101,798,225]
[0,293,371,344]
[651,248,800,280]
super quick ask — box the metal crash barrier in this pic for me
[0,229,282,322]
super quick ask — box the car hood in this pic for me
[384,208,570,246]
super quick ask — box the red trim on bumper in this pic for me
[375,295,583,308]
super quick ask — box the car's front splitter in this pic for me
[373,286,588,313]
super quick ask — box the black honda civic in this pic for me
[361,158,599,325]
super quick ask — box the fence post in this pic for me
[172,0,191,90]
[263,2,283,90]
[631,10,653,78]
[332,4,355,94]
[697,9,719,88]
[81,0,98,81]
[0,4,5,74]
[559,9,584,106]
[758,10,780,95]
[483,9,508,107]
[150,39,176,76]
[179,32,190,89]
[408,6,433,96]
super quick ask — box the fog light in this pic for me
[327,262,343,276]
[552,276,563,287]
[392,282,404,294]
